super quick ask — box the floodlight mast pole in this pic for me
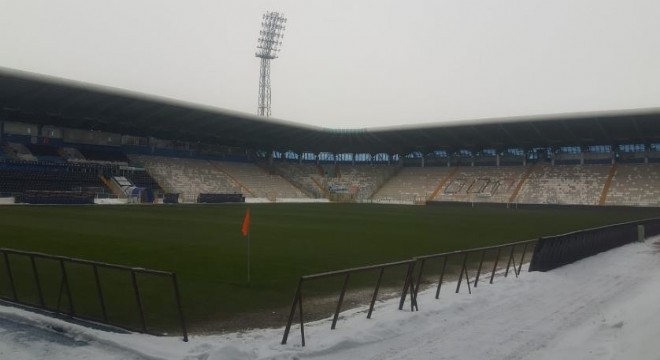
[256,11,286,117]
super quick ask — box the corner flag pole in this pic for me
[241,207,251,283]
[247,228,251,283]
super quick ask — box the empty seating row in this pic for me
[605,164,660,207]
[0,161,109,194]
[434,166,528,203]
[516,164,610,205]
[214,161,308,200]
[372,167,452,203]
[129,155,241,202]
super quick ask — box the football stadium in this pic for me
[2,66,660,342]
[2,3,660,357]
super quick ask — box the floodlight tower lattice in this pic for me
[256,11,287,117]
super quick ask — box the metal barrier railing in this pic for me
[281,259,415,346]
[529,218,660,272]
[281,239,538,346]
[400,239,538,311]
[0,248,188,341]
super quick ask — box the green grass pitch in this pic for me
[1,203,659,333]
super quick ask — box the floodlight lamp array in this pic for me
[256,11,287,59]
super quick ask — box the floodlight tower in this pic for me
[256,11,287,117]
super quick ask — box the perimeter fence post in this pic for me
[92,264,108,323]
[2,251,17,301]
[130,270,147,332]
[516,243,528,276]
[59,259,74,315]
[489,248,501,284]
[474,250,486,288]
[171,273,188,342]
[398,261,415,310]
[504,245,516,278]
[367,267,385,319]
[455,252,468,293]
[331,273,351,330]
[638,225,645,242]
[413,259,426,302]
[29,255,45,307]
[435,256,448,299]
[281,278,304,345]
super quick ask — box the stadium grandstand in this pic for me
[1,66,660,207]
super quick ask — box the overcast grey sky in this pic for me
[1,0,659,129]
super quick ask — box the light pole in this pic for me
[256,11,287,117]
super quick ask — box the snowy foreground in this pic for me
[2,238,660,360]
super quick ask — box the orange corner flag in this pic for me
[241,208,251,237]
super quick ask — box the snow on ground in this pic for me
[1,238,660,360]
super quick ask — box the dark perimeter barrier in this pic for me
[529,218,660,272]
[282,240,537,346]
[283,218,660,346]
[281,259,415,346]
[163,193,180,204]
[0,248,188,341]
[401,239,537,312]
[18,190,95,205]
[197,193,245,204]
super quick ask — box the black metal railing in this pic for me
[281,259,415,346]
[400,239,538,311]
[0,248,188,341]
[281,239,537,346]
[529,218,660,272]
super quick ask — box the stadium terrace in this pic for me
[1,66,660,206]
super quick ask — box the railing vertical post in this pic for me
[413,258,426,301]
[281,278,303,345]
[516,243,528,276]
[435,255,449,299]
[489,247,501,284]
[171,273,188,342]
[473,249,486,288]
[298,284,305,347]
[462,261,472,294]
[398,261,415,310]
[130,270,147,332]
[59,259,75,315]
[29,255,45,307]
[456,252,468,293]
[2,251,17,301]
[92,264,108,323]
[367,267,385,319]
[504,245,516,278]
[331,273,351,330]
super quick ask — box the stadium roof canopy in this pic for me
[2,67,660,155]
